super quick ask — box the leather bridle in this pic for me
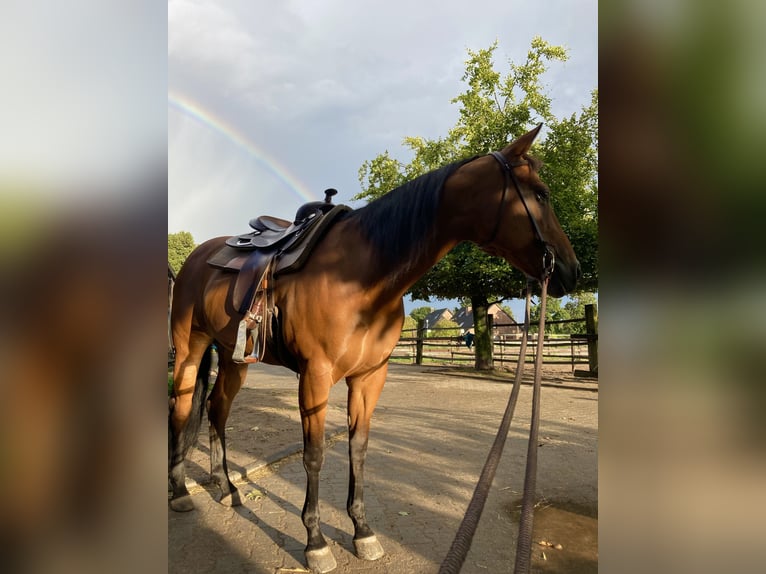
[484,151,556,279]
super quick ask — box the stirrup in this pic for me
[232,318,259,364]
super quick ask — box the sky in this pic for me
[168,0,598,318]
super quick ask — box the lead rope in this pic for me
[439,278,548,574]
[514,276,548,574]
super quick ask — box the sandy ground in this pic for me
[170,362,597,573]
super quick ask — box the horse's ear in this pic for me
[504,123,543,157]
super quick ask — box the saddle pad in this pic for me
[275,204,352,274]
[207,246,250,272]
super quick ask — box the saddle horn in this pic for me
[323,188,338,203]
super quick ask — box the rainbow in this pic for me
[168,91,318,203]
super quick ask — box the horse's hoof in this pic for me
[220,490,242,507]
[354,535,384,561]
[305,546,337,573]
[169,495,195,512]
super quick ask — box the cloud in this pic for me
[168,0,598,240]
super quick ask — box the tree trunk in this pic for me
[471,295,493,371]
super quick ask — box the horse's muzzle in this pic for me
[547,258,580,297]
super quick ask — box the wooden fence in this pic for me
[392,304,598,375]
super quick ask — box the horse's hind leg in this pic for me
[345,368,386,561]
[206,348,247,507]
[169,332,212,512]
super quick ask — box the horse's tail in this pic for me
[169,345,212,462]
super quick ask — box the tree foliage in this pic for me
[401,315,417,335]
[355,38,598,369]
[537,90,598,291]
[430,318,461,339]
[408,306,434,324]
[168,231,196,274]
[530,293,598,334]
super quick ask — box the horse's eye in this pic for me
[532,185,549,204]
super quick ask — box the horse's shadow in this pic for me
[168,504,274,574]
[233,481,309,565]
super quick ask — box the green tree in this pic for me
[537,90,598,291]
[529,297,568,334]
[431,318,461,339]
[530,292,598,334]
[168,231,196,274]
[401,315,417,336]
[409,306,433,324]
[356,39,598,370]
[561,293,598,335]
[499,304,517,322]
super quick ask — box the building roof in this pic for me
[453,304,518,333]
[422,308,453,327]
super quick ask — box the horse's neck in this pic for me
[319,170,488,307]
[358,206,472,305]
[382,175,498,296]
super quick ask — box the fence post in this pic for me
[416,319,424,365]
[570,337,575,372]
[584,304,598,374]
[487,313,494,368]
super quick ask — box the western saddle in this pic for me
[207,188,351,364]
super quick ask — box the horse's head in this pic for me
[478,125,581,297]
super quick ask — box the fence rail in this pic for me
[393,304,598,374]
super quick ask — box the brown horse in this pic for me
[169,125,580,572]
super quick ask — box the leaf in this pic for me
[245,489,265,501]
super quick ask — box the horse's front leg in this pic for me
[299,368,337,573]
[346,369,386,561]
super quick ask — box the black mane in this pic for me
[348,157,474,272]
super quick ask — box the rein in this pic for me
[439,277,549,574]
[514,277,548,574]
[487,151,556,279]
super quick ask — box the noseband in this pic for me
[485,151,556,279]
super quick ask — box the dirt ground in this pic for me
[171,362,597,573]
